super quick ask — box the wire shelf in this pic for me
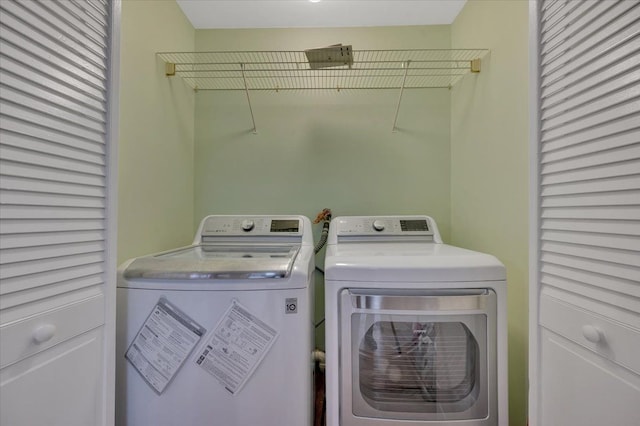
[157,49,488,91]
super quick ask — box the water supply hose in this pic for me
[313,208,332,254]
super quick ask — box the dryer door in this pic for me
[339,289,497,425]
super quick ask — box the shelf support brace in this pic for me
[392,60,410,133]
[240,63,257,134]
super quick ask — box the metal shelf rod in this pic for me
[176,67,472,74]
[173,60,474,65]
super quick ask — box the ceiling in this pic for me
[176,0,467,29]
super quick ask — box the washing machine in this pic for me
[116,215,314,426]
[324,215,507,426]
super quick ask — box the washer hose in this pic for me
[315,220,330,254]
[313,208,332,254]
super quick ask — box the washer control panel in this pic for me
[201,216,302,237]
[336,216,434,237]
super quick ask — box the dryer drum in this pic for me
[359,321,480,413]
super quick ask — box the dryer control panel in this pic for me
[332,216,441,242]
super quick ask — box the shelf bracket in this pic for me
[240,63,257,134]
[165,62,176,76]
[471,58,481,73]
[392,60,410,133]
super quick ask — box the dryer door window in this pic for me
[340,289,497,424]
[353,322,480,414]
[357,318,482,415]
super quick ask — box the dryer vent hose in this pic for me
[313,208,332,254]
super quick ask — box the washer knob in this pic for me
[241,220,255,232]
[372,220,385,232]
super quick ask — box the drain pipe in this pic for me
[312,348,326,371]
[313,348,326,426]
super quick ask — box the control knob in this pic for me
[241,220,255,232]
[372,220,385,232]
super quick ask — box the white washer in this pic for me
[324,216,507,426]
[116,215,314,426]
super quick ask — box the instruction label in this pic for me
[125,297,206,394]
[195,301,278,395]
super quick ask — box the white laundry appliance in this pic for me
[324,216,507,426]
[116,215,314,426]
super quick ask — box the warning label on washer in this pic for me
[195,301,278,395]
[125,297,206,394]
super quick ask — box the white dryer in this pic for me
[324,216,507,426]
[116,215,314,426]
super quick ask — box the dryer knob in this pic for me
[372,220,385,232]
[241,220,255,232]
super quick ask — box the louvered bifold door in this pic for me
[533,1,640,424]
[538,0,640,329]
[0,0,112,320]
[0,0,118,421]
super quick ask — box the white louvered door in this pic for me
[0,1,120,425]
[530,1,640,425]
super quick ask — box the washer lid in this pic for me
[123,244,300,280]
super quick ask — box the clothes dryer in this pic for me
[116,215,314,426]
[324,216,507,426]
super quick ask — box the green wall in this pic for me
[451,2,530,426]
[193,26,453,242]
[117,0,195,264]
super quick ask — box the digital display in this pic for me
[400,219,429,232]
[270,219,299,233]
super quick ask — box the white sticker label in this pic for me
[125,297,206,394]
[195,301,278,395]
